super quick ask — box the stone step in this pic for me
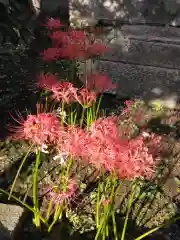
[102,39,180,70]
[98,60,180,100]
[120,25,180,44]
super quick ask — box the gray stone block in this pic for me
[102,38,180,69]
[98,60,180,100]
[0,203,24,239]
[120,25,180,44]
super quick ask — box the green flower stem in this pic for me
[33,150,41,227]
[80,107,85,127]
[46,199,53,221]
[96,181,101,228]
[0,188,48,226]
[95,95,102,120]
[9,144,34,200]
[96,175,117,240]
[112,207,118,240]
[135,216,180,240]
[61,102,65,126]
[48,204,63,232]
[121,183,136,240]
[86,107,92,128]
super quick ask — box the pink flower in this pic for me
[37,73,58,89]
[103,199,110,205]
[60,43,89,60]
[87,42,111,56]
[57,126,89,158]
[44,18,64,30]
[68,30,87,43]
[86,73,118,93]
[41,48,61,62]
[78,116,159,179]
[50,82,78,104]
[50,31,68,47]
[9,113,61,146]
[77,88,96,107]
[89,116,120,141]
[121,100,135,115]
[116,136,156,179]
[47,178,78,206]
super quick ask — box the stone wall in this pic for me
[69,0,180,26]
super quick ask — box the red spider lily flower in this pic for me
[77,88,96,108]
[121,100,135,115]
[56,125,89,158]
[9,113,61,146]
[50,31,69,47]
[37,73,58,89]
[44,18,64,30]
[50,82,78,104]
[89,116,120,141]
[80,116,159,179]
[68,30,87,43]
[57,29,110,60]
[103,199,110,206]
[115,136,157,179]
[86,73,118,93]
[41,48,61,62]
[47,178,78,206]
[87,42,111,56]
[60,43,89,60]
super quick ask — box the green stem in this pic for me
[0,188,48,226]
[48,205,63,232]
[135,216,180,240]
[121,183,136,240]
[33,150,41,227]
[80,107,85,127]
[112,207,118,240]
[96,181,101,228]
[95,95,102,119]
[9,144,34,200]
[61,102,65,126]
[46,199,53,221]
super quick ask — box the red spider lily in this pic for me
[59,42,110,60]
[77,88,96,107]
[89,116,120,141]
[50,31,69,47]
[68,30,87,43]
[53,29,110,60]
[41,48,61,62]
[37,73,58,89]
[115,136,157,179]
[9,113,61,146]
[49,82,78,104]
[46,178,78,206]
[87,42,111,56]
[86,73,118,93]
[80,116,159,179]
[56,125,89,158]
[43,18,64,30]
[60,43,89,60]
[121,100,135,115]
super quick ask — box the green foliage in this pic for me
[0,0,34,45]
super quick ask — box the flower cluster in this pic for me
[41,18,110,62]
[47,178,78,206]
[53,117,160,180]
[10,113,61,146]
[10,18,161,183]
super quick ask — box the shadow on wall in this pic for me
[70,0,180,26]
